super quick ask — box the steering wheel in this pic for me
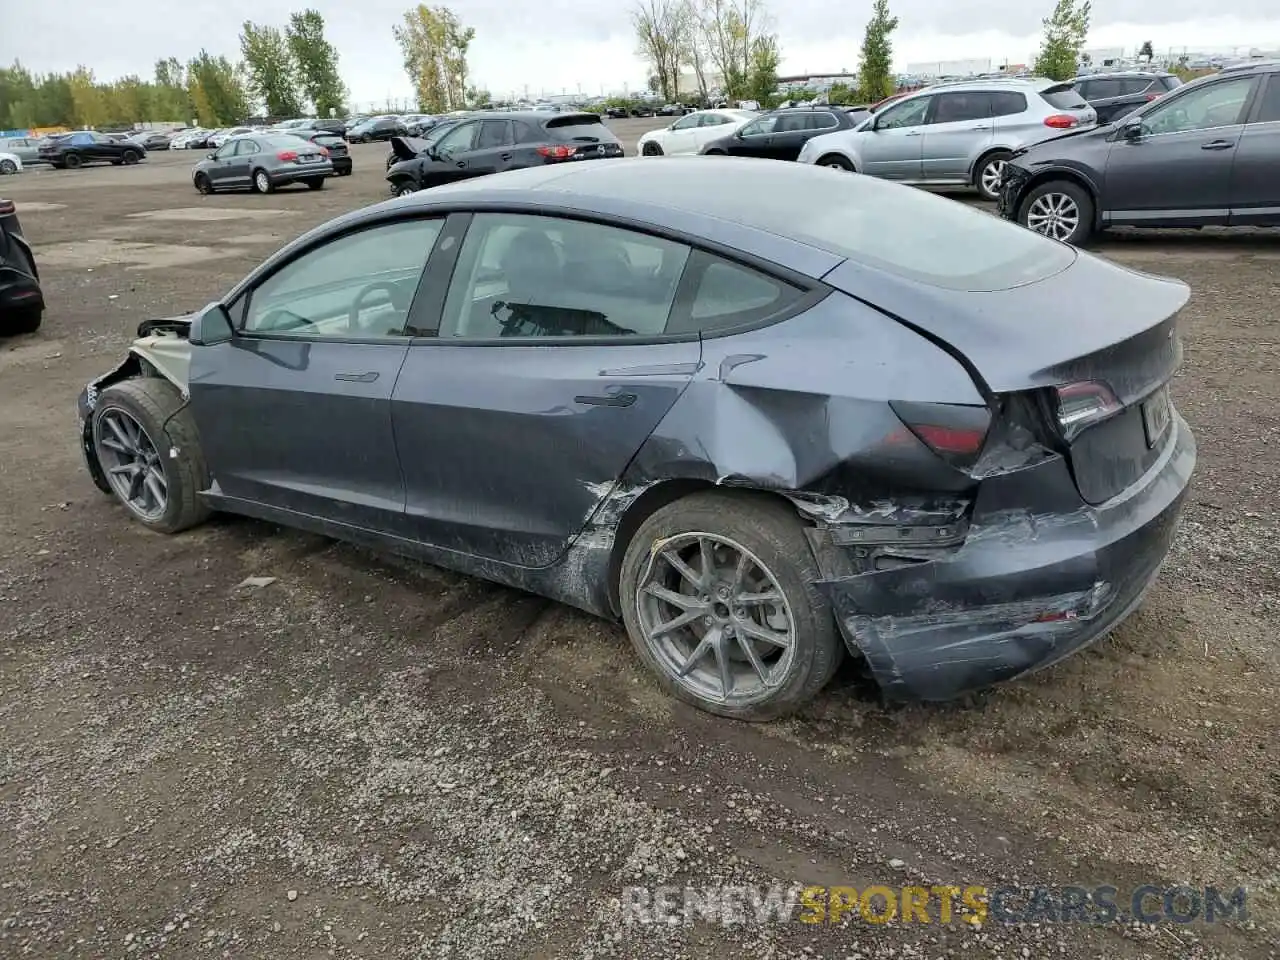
[348,281,409,333]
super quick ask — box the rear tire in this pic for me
[7,307,41,335]
[391,181,416,197]
[90,378,212,534]
[252,169,273,194]
[64,153,82,169]
[306,177,325,190]
[1017,179,1094,245]
[618,491,843,721]
[974,149,1012,202]
[816,154,854,171]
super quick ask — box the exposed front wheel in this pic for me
[252,169,273,194]
[0,159,18,174]
[194,173,213,195]
[619,491,843,721]
[974,151,1012,202]
[122,149,140,165]
[64,153,82,169]
[1018,180,1094,245]
[91,378,211,534]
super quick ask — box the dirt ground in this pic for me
[1,121,1278,960]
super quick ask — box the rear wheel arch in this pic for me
[816,153,855,171]
[971,147,1014,197]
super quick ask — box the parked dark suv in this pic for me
[1071,70,1183,125]
[1000,60,1280,245]
[699,105,863,161]
[0,198,44,335]
[386,111,624,196]
[38,130,146,168]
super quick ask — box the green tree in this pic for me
[466,85,493,108]
[286,9,346,117]
[857,0,899,103]
[188,50,250,125]
[1033,0,1091,81]
[240,21,303,116]
[393,5,474,112]
[154,57,192,122]
[745,34,780,105]
[632,0,691,104]
[105,76,151,125]
[1138,39,1154,61]
[826,80,858,104]
[0,63,40,129]
[68,67,109,127]
[697,0,768,101]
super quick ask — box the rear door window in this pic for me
[475,120,510,149]
[1249,75,1280,124]
[1041,84,1090,109]
[1117,77,1157,96]
[1085,78,1122,99]
[514,120,542,143]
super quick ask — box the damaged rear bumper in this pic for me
[817,412,1195,702]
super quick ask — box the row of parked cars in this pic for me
[629,60,1280,245]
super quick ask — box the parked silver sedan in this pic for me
[0,136,49,167]
[191,134,334,195]
[798,78,1097,200]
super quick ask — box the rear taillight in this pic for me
[1144,92,1162,101]
[318,146,329,157]
[536,144,576,159]
[889,401,991,469]
[0,200,14,216]
[1043,114,1080,129]
[1054,380,1121,440]
[277,150,298,161]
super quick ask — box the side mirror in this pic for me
[1122,118,1145,140]
[188,302,234,346]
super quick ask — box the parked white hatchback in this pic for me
[0,151,23,175]
[637,108,758,157]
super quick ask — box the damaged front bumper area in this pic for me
[815,413,1196,702]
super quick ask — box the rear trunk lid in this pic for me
[542,114,625,160]
[825,251,1188,504]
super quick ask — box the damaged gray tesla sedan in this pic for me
[75,157,1195,720]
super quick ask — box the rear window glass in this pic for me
[563,162,1076,292]
[545,116,611,141]
[1040,85,1090,109]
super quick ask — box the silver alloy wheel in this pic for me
[980,158,1006,198]
[94,407,168,521]
[254,171,270,193]
[1025,192,1081,242]
[824,160,848,169]
[635,532,797,707]
[0,159,16,174]
[397,184,416,197]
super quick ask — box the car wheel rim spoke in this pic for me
[982,160,1005,195]
[94,409,168,521]
[1026,193,1079,241]
[637,532,796,705]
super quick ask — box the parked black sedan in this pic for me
[75,157,1193,720]
[385,111,623,197]
[700,105,864,161]
[39,131,146,168]
[1001,59,1280,244]
[346,116,408,143]
[0,198,44,335]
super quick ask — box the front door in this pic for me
[188,216,447,533]
[727,115,778,157]
[206,141,242,187]
[662,113,702,155]
[1103,74,1258,226]
[919,91,995,181]
[391,211,701,565]
[422,120,481,187]
[858,95,930,179]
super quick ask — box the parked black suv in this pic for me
[0,198,44,335]
[699,105,863,161]
[1071,70,1183,125]
[1000,60,1280,245]
[386,111,624,196]
[38,130,147,168]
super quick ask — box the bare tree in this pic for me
[694,0,770,101]
[632,0,691,103]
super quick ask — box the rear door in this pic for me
[1103,73,1259,225]
[765,112,817,160]
[859,94,929,179]
[1228,73,1280,226]
[452,119,512,178]
[227,138,258,187]
[920,92,995,181]
[390,211,701,564]
[726,115,778,156]
[188,216,446,533]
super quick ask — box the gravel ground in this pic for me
[1,121,1277,959]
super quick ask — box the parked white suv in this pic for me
[797,78,1097,200]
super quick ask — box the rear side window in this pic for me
[807,111,840,130]
[988,92,1027,116]
[545,115,607,141]
[930,92,990,123]
[514,120,542,143]
[675,253,805,335]
[1252,75,1280,124]
[1118,77,1157,96]
[1162,76,1184,90]
[1084,78,1122,98]
[1040,84,1090,109]
[475,120,510,149]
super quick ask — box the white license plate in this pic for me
[1141,387,1171,447]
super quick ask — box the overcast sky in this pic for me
[3,0,1278,108]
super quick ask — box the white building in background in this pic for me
[904,58,992,78]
